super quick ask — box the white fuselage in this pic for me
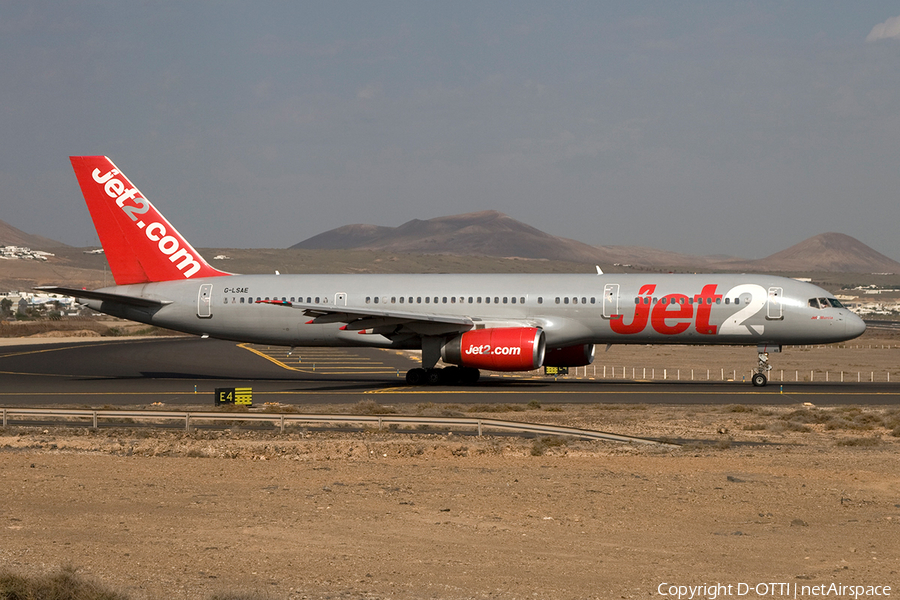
[84,272,866,349]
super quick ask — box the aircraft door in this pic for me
[767,286,783,320]
[602,283,619,318]
[197,284,213,318]
[334,292,347,306]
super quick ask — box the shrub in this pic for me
[835,437,883,447]
[530,436,569,456]
[0,566,128,600]
[351,400,397,415]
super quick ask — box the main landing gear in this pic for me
[405,336,480,385]
[405,366,480,386]
[751,344,780,387]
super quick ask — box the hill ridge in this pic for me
[0,218,67,249]
[292,213,899,273]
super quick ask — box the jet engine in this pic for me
[441,327,545,371]
[543,343,595,367]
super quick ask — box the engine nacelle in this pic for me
[442,327,545,371]
[543,343,595,367]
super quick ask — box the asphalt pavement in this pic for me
[1,337,898,407]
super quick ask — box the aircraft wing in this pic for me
[256,299,475,332]
[34,286,173,308]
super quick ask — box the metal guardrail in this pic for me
[0,407,677,447]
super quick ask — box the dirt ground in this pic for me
[1,330,900,599]
[2,403,900,600]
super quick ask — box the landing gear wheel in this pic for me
[459,367,480,385]
[426,369,444,385]
[406,368,427,385]
[751,372,768,387]
[442,366,461,385]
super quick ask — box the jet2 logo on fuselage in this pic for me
[610,283,767,336]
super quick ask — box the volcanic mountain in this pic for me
[293,212,900,273]
[292,210,613,264]
[740,232,900,273]
[0,218,67,249]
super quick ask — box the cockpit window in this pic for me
[809,297,845,309]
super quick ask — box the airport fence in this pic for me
[510,342,900,384]
[0,408,676,447]
[535,365,900,384]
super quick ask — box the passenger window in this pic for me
[477,297,482,303]
[564,298,569,304]
[591,297,596,304]
[240,297,245,304]
[374,297,379,304]
[468,297,473,303]
[494,297,499,303]
[450,297,455,304]
[442,297,447,303]
[735,298,740,305]
[425,297,430,303]
[417,297,422,303]
[582,297,587,304]
[366,297,371,304]
[399,297,404,303]
[433,297,438,304]
[555,297,560,304]
[537,297,542,304]
[485,297,490,304]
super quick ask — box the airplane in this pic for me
[38,156,867,387]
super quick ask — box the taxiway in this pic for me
[1,337,898,407]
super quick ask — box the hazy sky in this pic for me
[2,2,900,260]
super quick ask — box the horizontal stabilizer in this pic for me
[34,286,172,308]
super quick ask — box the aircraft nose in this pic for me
[845,312,866,339]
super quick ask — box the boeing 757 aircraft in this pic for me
[38,156,867,386]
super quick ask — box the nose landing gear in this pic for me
[752,344,781,387]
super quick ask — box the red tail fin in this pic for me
[70,156,230,285]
